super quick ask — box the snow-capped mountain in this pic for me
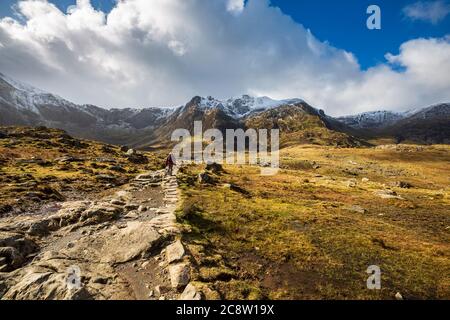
[336,104,450,130]
[0,73,312,146]
[196,95,304,118]
[1,72,449,146]
[336,110,406,129]
[335,104,450,143]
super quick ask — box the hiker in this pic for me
[165,153,175,176]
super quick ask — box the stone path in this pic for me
[0,166,201,300]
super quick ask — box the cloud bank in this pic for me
[0,0,449,116]
[403,1,450,24]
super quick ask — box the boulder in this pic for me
[127,153,148,164]
[205,162,223,174]
[166,240,185,264]
[169,263,190,289]
[392,181,413,189]
[198,172,216,184]
[374,189,404,200]
[179,283,202,300]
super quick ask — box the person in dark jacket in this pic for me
[165,153,175,175]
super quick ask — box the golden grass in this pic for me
[177,144,450,300]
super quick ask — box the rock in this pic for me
[393,181,413,189]
[374,190,404,200]
[229,184,251,197]
[395,292,403,300]
[110,199,125,206]
[95,157,116,164]
[0,247,25,270]
[205,162,223,174]
[179,283,202,300]
[361,178,370,183]
[92,276,109,285]
[126,149,136,156]
[166,240,185,264]
[127,153,148,164]
[346,179,357,188]
[169,263,190,289]
[135,172,163,183]
[115,190,132,200]
[138,205,146,212]
[198,172,216,184]
[100,221,161,264]
[1,252,94,300]
[148,290,154,297]
[0,131,8,139]
[95,174,117,182]
[120,145,129,152]
[141,261,150,268]
[125,211,139,219]
[149,213,177,229]
[156,285,170,295]
[101,145,114,153]
[109,165,126,173]
[80,203,123,226]
[154,285,161,296]
[343,205,366,214]
[0,204,13,216]
[55,156,83,163]
[0,232,38,271]
[312,163,321,169]
[124,203,139,211]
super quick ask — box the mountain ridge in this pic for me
[1,72,449,146]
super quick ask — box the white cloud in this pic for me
[0,0,449,116]
[227,0,245,13]
[403,1,450,24]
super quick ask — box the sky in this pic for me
[0,0,449,116]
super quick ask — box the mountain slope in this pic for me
[1,72,449,147]
[336,104,450,144]
[244,103,365,147]
[337,111,406,130]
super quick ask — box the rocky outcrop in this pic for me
[0,166,198,300]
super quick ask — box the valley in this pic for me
[0,126,448,300]
[0,74,449,300]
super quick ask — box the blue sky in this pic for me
[271,0,450,69]
[1,0,449,69]
[0,0,449,114]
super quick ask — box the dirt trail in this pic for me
[0,167,201,300]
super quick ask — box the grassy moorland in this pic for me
[176,144,450,300]
[0,126,166,216]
